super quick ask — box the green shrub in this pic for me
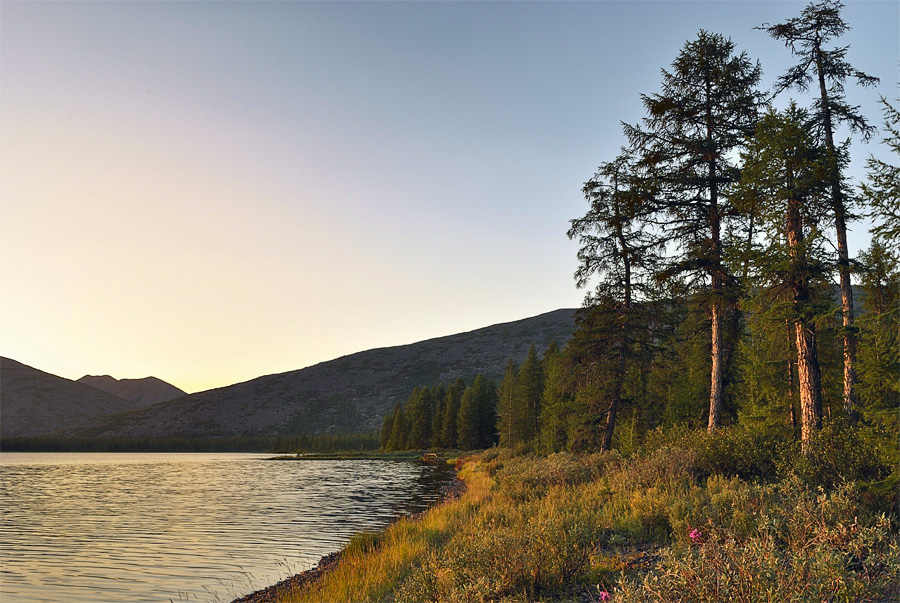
[780,425,894,491]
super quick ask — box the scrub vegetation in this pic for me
[280,440,897,602]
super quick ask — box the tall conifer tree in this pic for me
[387,402,407,451]
[474,375,499,449]
[380,406,396,451]
[538,343,570,453]
[624,30,762,432]
[457,384,479,451]
[431,384,446,449]
[571,153,660,449]
[442,379,464,449]
[737,105,832,449]
[855,241,900,415]
[516,344,544,443]
[862,97,900,245]
[406,387,434,450]
[760,0,879,422]
[497,359,520,447]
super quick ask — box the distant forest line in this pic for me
[0,432,380,453]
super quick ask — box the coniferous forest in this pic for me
[379,0,898,463]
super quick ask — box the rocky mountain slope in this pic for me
[0,357,135,437]
[63,308,578,438]
[77,375,186,407]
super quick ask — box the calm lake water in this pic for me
[0,452,456,603]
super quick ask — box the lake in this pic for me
[0,452,456,602]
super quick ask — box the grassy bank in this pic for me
[271,431,898,602]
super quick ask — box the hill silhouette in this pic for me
[0,357,134,437]
[61,308,577,438]
[77,375,186,407]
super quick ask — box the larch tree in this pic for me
[855,240,900,415]
[474,375,499,449]
[380,405,396,451]
[538,342,570,453]
[516,344,544,443]
[457,382,480,451]
[405,387,433,450]
[496,359,520,448]
[387,401,407,451]
[624,30,763,432]
[760,0,879,422]
[737,105,832,450]
[862,96,900,245]
[569,152,660,450]
[431,384,446,449]
[441,379,464,449]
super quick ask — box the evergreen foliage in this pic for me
[624,30,764,433]
[735,104,833,448]
[760,0,880,422]
[855,240,900,419]
[441,379,465,449]
[496,358,520,448]
[378,376,498,452]
[862,96,900,244]
[516,344,544,443]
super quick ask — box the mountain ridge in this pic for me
[77,374,186,408]
[58,308,578,439]
[0,357,135,437]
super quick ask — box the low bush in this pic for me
[614,478,900,602]
[782,425,895,490]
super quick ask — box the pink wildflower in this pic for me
[689,528,703,543]
[598,590,610,602]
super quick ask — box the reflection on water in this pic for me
[0,452,456,602]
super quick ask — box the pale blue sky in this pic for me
[2,1,896,392]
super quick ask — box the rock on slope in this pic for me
[65,308,578,439]
[77,375,186,407]
[0,357,135,437]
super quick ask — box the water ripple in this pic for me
[0,452,455,602]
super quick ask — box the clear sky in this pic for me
[1,1,896,394]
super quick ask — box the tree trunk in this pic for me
[786,184,823,451]
[787,320,797,433]
[815,48,857,422]
[707,194,725,433]
[795,319,824,451]
[705,69,726,433]
[602,392,619,452]
[603,315,627,452]
[709,301,725,432]
[837,208,858,422]
[603,216,633,451]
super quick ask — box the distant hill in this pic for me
[0,357,134,437]
[77,375,186,408]
[61,308,578,439]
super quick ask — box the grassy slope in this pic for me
[279,441,899,603]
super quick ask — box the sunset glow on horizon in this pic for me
[2,1,896,393]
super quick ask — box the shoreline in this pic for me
[267,451,463,462]
[229,469,467,603]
